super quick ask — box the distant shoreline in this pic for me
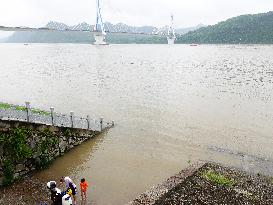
[1,42,273,45]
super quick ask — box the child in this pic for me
[80,178,88,201]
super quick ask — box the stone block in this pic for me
[68,137,74,145]
[32,151,41,159]
[0,121,10,129]
[19,170,29,176]
[59,138,68,153]
[29,139,37,149]
[15,164,26,173]
[14,172,20,179]
[54,150,60,158]
[75,141,82,146]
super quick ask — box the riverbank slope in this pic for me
[128,162,273,205]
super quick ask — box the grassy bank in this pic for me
[0,102,50,116]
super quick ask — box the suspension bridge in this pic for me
[0,0,176,44]
[0,25,162,36]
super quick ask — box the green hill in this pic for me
[6,31,166,44]
[4,11,273,44]
[5,21,166,44]
[177,11,273,44]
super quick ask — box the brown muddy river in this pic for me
[0,44,273,204]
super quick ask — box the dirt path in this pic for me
[0,176,51,205]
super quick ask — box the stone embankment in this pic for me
[0,119,110,187]
[0,102,113,187]
[128,162,273,205]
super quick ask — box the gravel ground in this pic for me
[129,162,273,205]
[1,162,273,205]
[0,176,51,205]
[0,176,92,205]
[155,163,273,205]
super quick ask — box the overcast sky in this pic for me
[0,0,272,28]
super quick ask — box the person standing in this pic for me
[60,176,77,205]
[47,181,62,205]
[80,178,88,201]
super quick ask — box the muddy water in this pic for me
[1,44,273,204]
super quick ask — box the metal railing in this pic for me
[0,102,114,132]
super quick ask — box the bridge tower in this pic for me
[167,14,176,45]
[94,0,108,45]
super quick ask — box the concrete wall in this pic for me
[0,119,99,186]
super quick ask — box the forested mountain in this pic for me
[4,21,200,44]
[4,11,273,44]
[177,11,273,44]
[6,31,166,44]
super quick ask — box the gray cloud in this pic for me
[0,0,272,28]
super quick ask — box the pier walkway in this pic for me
[0,102,113,132]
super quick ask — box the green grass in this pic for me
[0,103,12,109]
[31,108,50,116]
[202,170,235,187]
[0,102,50,116]
[15,106,27,112]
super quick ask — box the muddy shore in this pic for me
[2,162,273,205]
[0,176,50,205]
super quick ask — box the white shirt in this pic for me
[63,176,73,188]
[63,176,77,191]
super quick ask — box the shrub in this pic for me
[2,159,14,186]
[8,128,33,160]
